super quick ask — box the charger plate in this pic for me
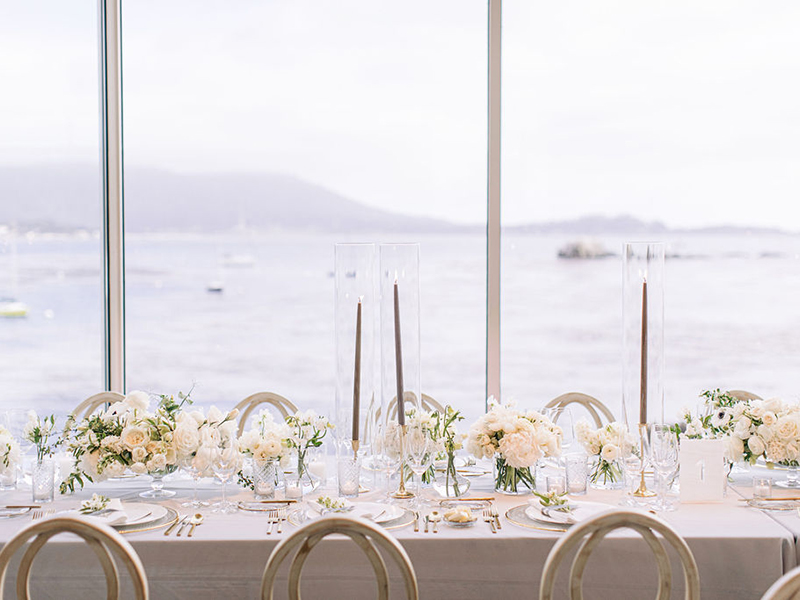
[505,505,567,533]
[288,507,415,530]
[115,506,178,534]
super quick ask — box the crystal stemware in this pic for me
[405,425,434,509]
[212,440,238,514]
[181,455,209,508]
[648,424,678,512]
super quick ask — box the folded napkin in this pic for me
[83,499,128,526]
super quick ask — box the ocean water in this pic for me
[2,230,800,431]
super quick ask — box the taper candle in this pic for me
[393,279,405,426]
[352,298,362,443]
[639,278,648,424]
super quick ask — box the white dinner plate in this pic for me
[306,502,403,524]
[525,500,609,526]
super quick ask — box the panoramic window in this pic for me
[501,1,800,422]
[0,2,103,416]
[122,1,487,422]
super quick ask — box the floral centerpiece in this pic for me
[237,410,291,498]
[285,410,333,492]
[674,389,745,440]
[574,420,634,489]
[60,390,191,494]
[466,398,562,495]
[0,424,20,487]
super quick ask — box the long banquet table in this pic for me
[0,468,795,599]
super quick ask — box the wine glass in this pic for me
[405,424,434,508]
[375,419,403,498]
[542,406,574,468]
[648,424,679,512]
[212,439,238,514]
[181,454,209,508]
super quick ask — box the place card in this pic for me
[679,438,725,503]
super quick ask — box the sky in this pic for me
[0,1,799,229]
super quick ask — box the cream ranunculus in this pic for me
[121,425,150,450]
[601,443,621,462]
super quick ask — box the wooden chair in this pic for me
[235,392,298,436]
[0,516,148,599]
[762,566,800,600]
[71,391,125,421]
[544,393,615,428]
[727,390,762,402]
[376,392,444,423]
[540,509,700,600]
[261,516,418,600]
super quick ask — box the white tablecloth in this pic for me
[0,471,794,599]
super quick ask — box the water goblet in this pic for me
[648,424,679,512]
[212,440,238,514]
[181,454,209,508]
[405,425,434,508]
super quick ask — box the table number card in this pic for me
[679,438,726,503]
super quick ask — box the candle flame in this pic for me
[358,296,364,303]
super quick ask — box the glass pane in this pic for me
[122,1,487,424]
[502,2,800,422]
[0,2,103,415]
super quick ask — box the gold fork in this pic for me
[266,510,278,535]
[490,505,502,530]
[276,508,286,534]
[483,509,497,533]
[31,509,55,521]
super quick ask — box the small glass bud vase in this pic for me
[253,459,281,500]
[338,456,361,498]
[32,458,55,503]
[589,456,625,490]
[433,451,470,498]
[0,466,17,491]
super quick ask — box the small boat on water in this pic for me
[206,281,224,293]
[0,298,28,318]
[557,240,614,259]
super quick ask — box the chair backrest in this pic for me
[0,516,148,600]
[72,391,126,421]
[376,392,444,423]
[261,516,418,600]
[235,392,298,436]
[727,389,762,402]
[540,509,700,600]
[762,565,800,600]
[544,393,615,428]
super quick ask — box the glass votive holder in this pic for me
[546,474,566,495]
[753,477,773,499]
[253,459,280,500]
[32,459,55,503]
[564,453,588,496]
[338,456,362,498]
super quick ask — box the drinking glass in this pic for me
[376,420,404,498]
[212,440,238,514]
[405,425,433,508]
[648,424,679,511]
[564,453,588,496]
[181,455,209,508]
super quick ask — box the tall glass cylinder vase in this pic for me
[622,242,665,429]
[379,243,421,498]
[334,243,377,465]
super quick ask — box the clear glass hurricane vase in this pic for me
[494,456,535,495]
[31,459,55,503]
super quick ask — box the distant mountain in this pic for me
[0,164,459,234]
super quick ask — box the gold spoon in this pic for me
[187,513,204,538]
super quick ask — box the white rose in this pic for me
[131,462,148,475]
[724,436,744,462]
[776,417,800,441]
[763,398,784,413]
[124,390,150,413]
[131,446,147,463]
[762,412,777,427]
[747,436,766,457]
[734,418,752,440]
[732,403,746,419]
[121,425,150,450]
[173,424,201,458]
[103,460,125,478]
[151,453,167,471]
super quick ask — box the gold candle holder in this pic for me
[391,425,414,500]
[633,422,656,498]
[351,439,360,461]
